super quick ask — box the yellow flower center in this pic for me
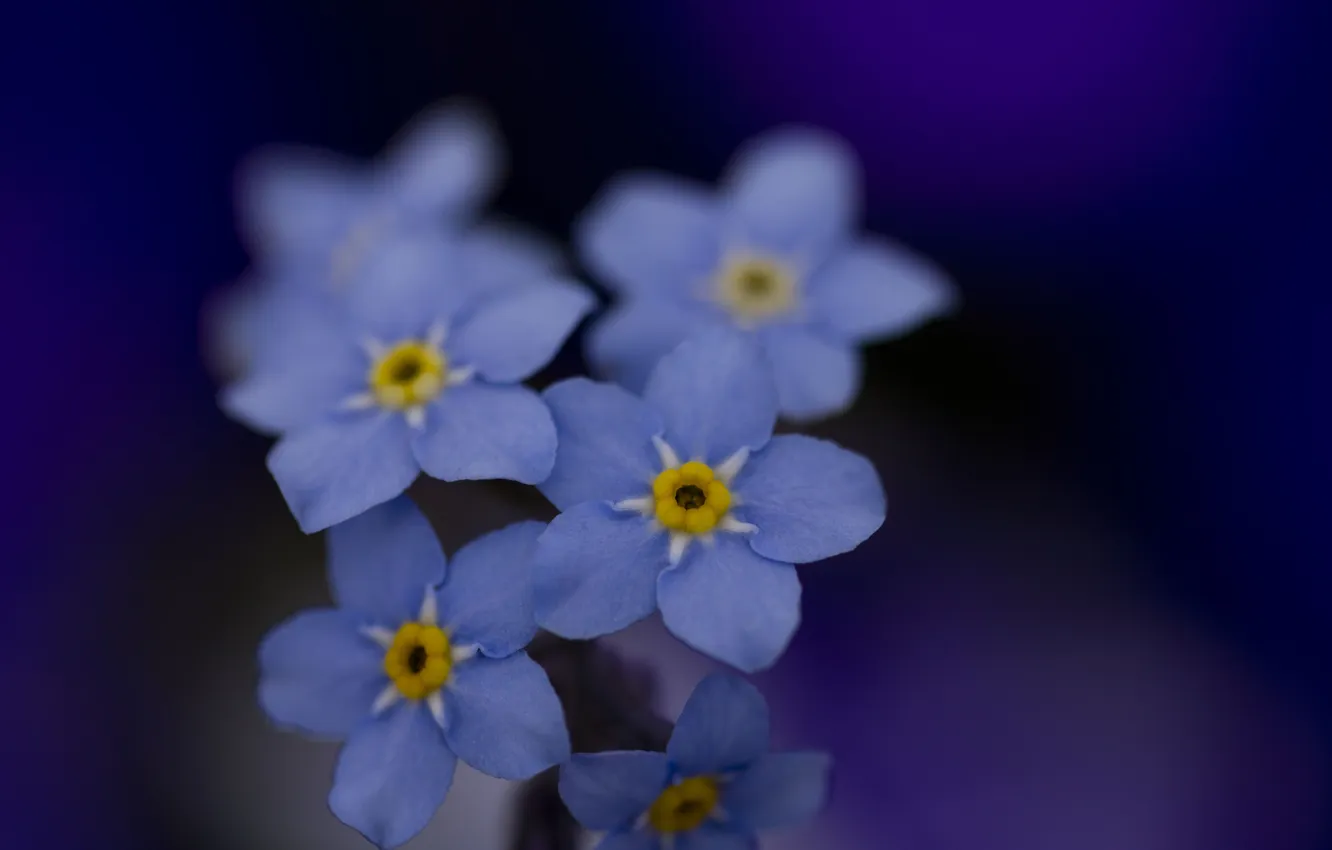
[369,340,447,409]
[716,254,797,321]
[382,622,452,700]
[653,461,732,534]
[648,775,720,833]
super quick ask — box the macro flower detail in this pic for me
[258,496,570,849]
[533,329,885,671]
[577,126,957,420]
[222,235,595,533]
[559,673,832,849]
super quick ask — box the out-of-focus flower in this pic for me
[578,127,956,421]
[532,330,885,671]
[559,673,831,850]
[223,234,593,533]
[258,496,570,849]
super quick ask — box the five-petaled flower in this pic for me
[560,673,831,850]
[577,126,957,421]
[532,329,886,672]
[258,496,571,849]
[223,233,594,533]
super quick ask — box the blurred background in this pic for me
[3,0,1330,847]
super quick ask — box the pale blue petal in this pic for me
[757,326,862,422]
[642,329,777,463]
[268,412,419,534]
[344,232,473,341]
[595,831,661,850]
[658,537,800,673]
[733,434,885,564]
[724,752,832,831]
[380,102,501,219]
[559,752,671,830]
[329,703,456,850]
[257,609,385,738]
[722,128,859,262]
[576,172,722,296]
[236,147,374,263]
[539,378,663,510]
[808,237,957,343]
[437,521,545,658]
[586,299,727,395]
[452,280,595,383]
[442,652,570,780]
[412,383,556,484]
[666,673,770,775]
[328,495,447,625]
[533,504,666,638]
[219,292,364,434]
[677,829,757,850]
[458,221,564,295]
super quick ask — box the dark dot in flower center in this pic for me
[390,357,423,384]
[407,645,429,674]
[740,269,773,296]
[675,799,705,816]
[675,484,707,510]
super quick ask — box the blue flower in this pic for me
[577,127,957,421]
[258,496,570,849]
[223,233,595,533]
[559,673,831,850]
[532,329,885,671]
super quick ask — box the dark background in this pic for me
[2,0,1329,847]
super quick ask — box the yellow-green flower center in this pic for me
[369,340,447,409]
[648,775,720,833]
[653,461,732,534]
[382,622,452,700]
[716,254,797,321]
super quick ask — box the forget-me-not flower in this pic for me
[578,127,956,421]
[532,329,885,672]
[258,496,570,849]
[559,673,831,850]
[224,234,594,533]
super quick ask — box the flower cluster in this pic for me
[219,103,954,848]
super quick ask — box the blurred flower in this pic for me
[559,673,831,849]
[532,330,885,671]
[258,497,570,849]
[577,127,956,420]
[222,235,593,533]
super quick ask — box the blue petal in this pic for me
[724,751,832,831]
[721,128,859,262]
[268,412,419,534]
[642,329,778,463]
[437,520,545,658]
[451,279,595,383]
[257,609,385,738]
[539,378,663,510]
[380,102,501,220]
[458,221,565,295]
[442,652,570,780]
[665,673,770,777]
[236,147,374,263]
[586,299,727,395]
[657,536,800,673]
[219,293,364,435]
[329,703,456,849]
[328,495,447,625]
[677,828,757,850]
[344,233,473,341]
[732,434,885,564]
[412,383,556,484]
[757,325,862,422]
[595,832,661,850]
[808,237,957,342]
[533,503,666,638]
[559,751,671,830]
[576,172,722,296]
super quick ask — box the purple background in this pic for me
[2,0,1329,847]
